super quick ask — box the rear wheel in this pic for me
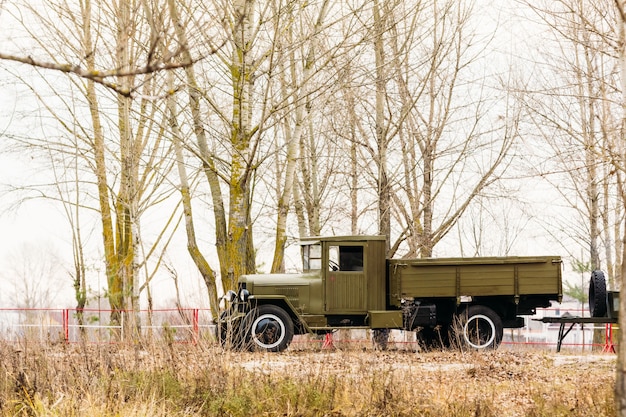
[455,305,503,350]
[242,305,294,352]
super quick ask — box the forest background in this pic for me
[0,0,621,330]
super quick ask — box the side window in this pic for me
[328,245,364,271]
[329,246,339,271]
[302,244,322,271]
[340,246,364,271]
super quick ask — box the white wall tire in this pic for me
[456,305,503,350]
[242,305,294,352]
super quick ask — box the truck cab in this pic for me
[301,236,387,316]
[233,236,391,327]
[217,236,395,351]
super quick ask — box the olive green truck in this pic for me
[217,235,563,352]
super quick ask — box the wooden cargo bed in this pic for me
[388,256,562,301]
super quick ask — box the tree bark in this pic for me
[167,0,229,295]
[615,1,626,414]
[227,0,257,286]
[79,0,122,326]
[373,0,391,255]
[166,69,220,321]
[271,0,329,272]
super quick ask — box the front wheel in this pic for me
[242,305,294,352]
[454,305,503,350]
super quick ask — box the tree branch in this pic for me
[0,51,193,97]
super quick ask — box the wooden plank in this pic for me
[390,256,561,299]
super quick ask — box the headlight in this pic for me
[225,290,237,303]
[239,289,250,302]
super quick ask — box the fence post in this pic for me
[63,309,69,342]
[193,309,199,344]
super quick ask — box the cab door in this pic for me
[324,243,367,313]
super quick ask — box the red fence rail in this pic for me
[0,306,617,352]
[0,307,213,344]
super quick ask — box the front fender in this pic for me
[249,295,311,334]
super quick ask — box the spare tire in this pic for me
[589,270,607,318]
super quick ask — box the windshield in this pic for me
[302,243,322,271]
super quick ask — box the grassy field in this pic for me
[0,340,616,416]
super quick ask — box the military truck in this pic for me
[217,235,562,352]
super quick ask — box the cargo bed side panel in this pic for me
[388,256,561,301]
[392,264,457,298]
[518,263,561,294]
[458,265,514,296]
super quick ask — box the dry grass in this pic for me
[0,339,616,416]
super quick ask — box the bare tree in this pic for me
[516,0,624,407]
[1,1,187,335]
[521,0,621,275]
[269,0,331,273]
[168,0,363,286]
[614,1,626,413]
[0,0,207,97]
[331,0,515,258]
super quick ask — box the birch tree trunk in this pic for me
[79,0,123,326]
[571,5,602,349]
[615,2,626,413]
[373,0,391,255]
[114,0,138,333]
[166,0,224,316]
[227,0,257,287]
[77,0,102,331]
[301,117,322,237]
[271,0,330,272]
[167,86,220,321]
